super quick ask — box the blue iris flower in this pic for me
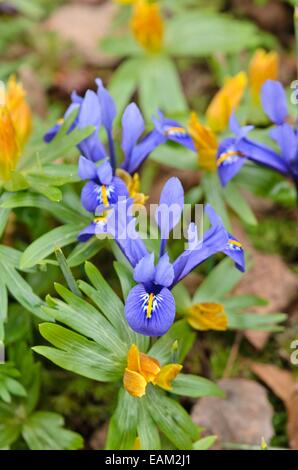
[152,111,196,152]
[216,80,296,186]
[109,177,245,337]
[261,80,298,181]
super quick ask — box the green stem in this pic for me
[55,248,82,297]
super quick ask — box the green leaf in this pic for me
[0,364,27,403]
[151,144,198,170]
[185,186,203,204]
[223,295,267,312]
[34,323,123,382]
[224,183,257,226]
[146,386,199,450]
[165,11,274,57]
[138,398,161,450]
[0,262,49,321]
[193,257,244,303]
[51,283,127,358]
[114,261,134,301]
[172,283,192,312]
[193,435,217,450]
[149,320,195,364]
[172,374,224,398]
[22,411,83,450]
[55,248,81,297]
[0,277,8,340]
[202,172,230,230]
[139,55,187,121]
[20,225,83,270]
[108,58,141,119]
[67,238,104,267]
[1,192,91,225]
[0,207,10,238]
[228,312,286,331]
[106,389,139,450]
[81,262,149,351]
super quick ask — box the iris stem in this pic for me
[159,238,167,257]
[108,130,116,175]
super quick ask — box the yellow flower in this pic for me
[206,72,247,133]
[117,168,149,205]
[249,49,279,104]
[123,344,182,397]
[188,112,218,172]
[0,107,20,181]
[0,75,32,182]
[131,0,164,53]
[114,0,136,4]
[186,303,228,331]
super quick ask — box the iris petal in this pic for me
[261,80,288,125]
[125,284,175,336]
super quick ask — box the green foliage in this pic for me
[0,344,83,450]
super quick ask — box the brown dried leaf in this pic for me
[191,378,274,448]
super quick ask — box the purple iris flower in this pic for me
[152,111,196,152]
[261,80,298,182]
[216,112,289,187]
[107,177,245,337]
[78,157,128,213]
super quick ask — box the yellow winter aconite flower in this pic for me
[186,303,228,331]
[123,344,182,397]
[249,49,279,104]
[131,0,164,53]
[206,71,247,133]
[117,169,149,205]
[114,0,136,4]
[188,112,218,172]
[0,75,32,182]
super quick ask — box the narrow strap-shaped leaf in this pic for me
[20,225,83,270]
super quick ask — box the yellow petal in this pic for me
[4,75,32,150]
[186,303,228,331]
[131,0,164,53]
[206,72,247,133]
[127,344,142,372]
[124,369,147,397]
[154,364,183,391]
[117,169,148,205]
[0,106,20,181]
[249,49,279,104]
[139,352,161,383]
[133,436,141,450]
[188,112,218,171]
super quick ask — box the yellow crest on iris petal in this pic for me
[206,72,247,133]
[249,49,279,104]
[123,344,182,397]
[188,112,218,172]
[131,0,164,53]
[0,75,32,182]
[117,168,149,205]
[186,303,228,331]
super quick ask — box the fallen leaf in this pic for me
[251,363,296,404]
[251,362,298,450]
[232,223,298,350]
[191,378,274,448]
[44,3,119,66]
